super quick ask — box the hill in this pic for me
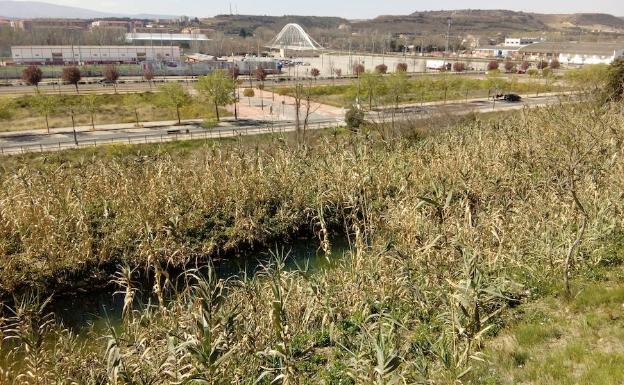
[199,14,347,35]
[535,13,624,32]
[0,1,176,19]
[350,10,549,35]
[348,9,624,37]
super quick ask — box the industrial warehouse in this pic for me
[10,45,181,65]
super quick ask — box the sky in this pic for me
[15,0,624,18]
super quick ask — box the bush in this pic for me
[453,62,466,72]
[353,64,365,77]
[201,118,218,129]
[487,61,500,71]
[396,63,408,72]
[345,106,365,129]
[375,64,388,74]
[605,58,624,101]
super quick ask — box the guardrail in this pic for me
[0,121,341,156]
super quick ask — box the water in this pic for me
[50,235,349,333]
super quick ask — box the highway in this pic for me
[0,93,570,156]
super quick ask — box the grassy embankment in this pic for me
[0,99,623,383]
[0,92,222,132]
[273,75,560,107]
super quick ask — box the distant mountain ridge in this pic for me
[0,1,177,19]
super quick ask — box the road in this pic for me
[0,93,571,156]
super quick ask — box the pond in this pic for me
[50,235,350,333]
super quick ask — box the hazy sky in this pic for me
[18,0,624,18]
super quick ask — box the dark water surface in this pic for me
[51,235,350,333]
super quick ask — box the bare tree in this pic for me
[62,66,81,94]
[375,63,388,74]
[143,67,155,89]
[310,68,320,81]
[353,63,365,77]
[21,65,43,89]
[486,61,499,71]
[103,65,120,93]
[452,62,466,72]
[504,60,516,73]
[396,63,408,72]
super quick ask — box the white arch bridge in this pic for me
[266,23,324,51]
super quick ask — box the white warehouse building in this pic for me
[518,42,624,65]
[11,45,181,65]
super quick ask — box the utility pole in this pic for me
[444,16,452,70]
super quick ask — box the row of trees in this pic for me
[20,64,157,93]
[2,69,240,133]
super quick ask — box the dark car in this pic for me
[503,93,522,102]
[495,93,522,102]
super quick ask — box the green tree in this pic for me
[195,70,236,122]
[359,72,385,110]
[32,90,58,133]
[385,71,409,109]
[565,64,609,94]
[80,94,100,130]
[124,94,144,126]
[243,88,255,106]
[157,83,192,125]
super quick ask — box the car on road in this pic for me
[98,79,115,86]
[495,93,522,102]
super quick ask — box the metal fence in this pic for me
[0,121,341,156]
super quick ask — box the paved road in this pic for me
[0,93,571,156]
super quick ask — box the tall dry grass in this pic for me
[1,100,623,383]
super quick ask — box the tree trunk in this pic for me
[75,83,79,94]
[91,113,95,130]
[176,106,181,125]
[214,100,220,121]
[71,112,78,146]
[45,114,50,134]
[134,109,140,126]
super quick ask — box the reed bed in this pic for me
[0,100,623,384]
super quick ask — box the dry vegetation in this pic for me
[0,97,623,383]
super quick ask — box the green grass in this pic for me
[273,76,560,107]
[0,92,225,132]
[473,267,624,385]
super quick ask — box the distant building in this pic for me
[519,42,624,65]
[11,19,90,31]
[91,20,136,32]
[125,32,210,44]
[11,45,181,65]
[473,45,521,58]
[504,37,542,47]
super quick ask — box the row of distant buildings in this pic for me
[473,37,624,65]
[0,17,213,46]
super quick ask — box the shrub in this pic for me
[21,65,43,87]
[396,63,408,72]
[345,106,365,129]
[605,58,624,101]
[487,60,500,71]
[453,62,466,72]
[375,64,388,74]
[353,64,365,77]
